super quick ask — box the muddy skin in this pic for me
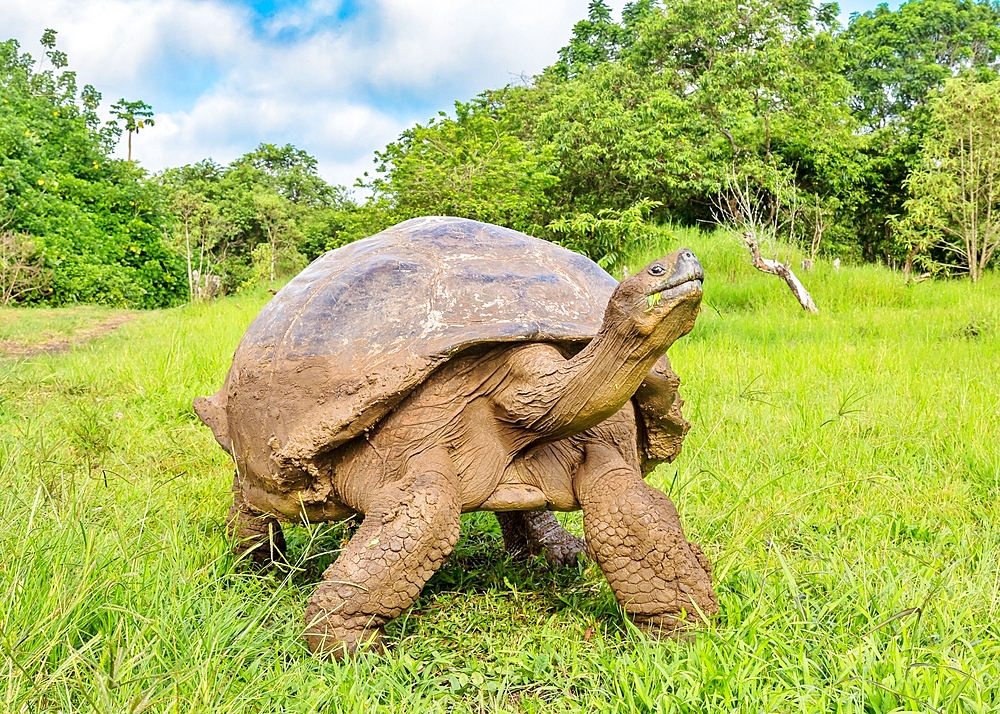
[197,218,719,659]
[495,511,588,567]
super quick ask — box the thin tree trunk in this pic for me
[743,231,818,313]
[184,216,194,302]
[269,227,277,282]
[903,243,920,281]
[198,227,206,297]
[127,130,132,162]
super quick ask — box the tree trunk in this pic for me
[742,231,818,313]
[269,232,276,282]
[902,243,920,281]
[184,217,194,302]
[127,130,133,162]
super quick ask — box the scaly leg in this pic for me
[574,443,718,632]
[304,450,461,658]
[495,511,588,567]
[228,474,286,567]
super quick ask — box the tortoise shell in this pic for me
[196,217,688,484]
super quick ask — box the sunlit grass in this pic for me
[1,238,998,712]
[0,305,129,348]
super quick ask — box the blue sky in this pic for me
[1,0,891,188]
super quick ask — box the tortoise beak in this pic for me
[646,249,704,299]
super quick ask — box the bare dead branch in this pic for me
[0,231,51,307]
[712,170,819,313]
[743,231,818,312]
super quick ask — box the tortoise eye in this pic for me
[649,264,665,276]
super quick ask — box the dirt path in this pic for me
[0,313,136,357]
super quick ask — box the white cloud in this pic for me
[0,0,625,188]
[1,0,248,88]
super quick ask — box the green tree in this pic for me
[364,104,557,233]
[900,76,1000,281]
[529,0,861,242]
[109,98,155,162]
[251,191,302,282]
[158,144,352,292]
[230,143,346,208]
[627,0,858,195]
[549,1,659,80]
[168,188,228,301]
[843,0,1000,130]
[0,32,184,308]
[360,0,863,264]
[841,0,1000,260]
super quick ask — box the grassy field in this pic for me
[1,229,998,713]
[0,306,132,354]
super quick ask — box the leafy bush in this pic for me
[0,33,186,308]
[363,106,557,234]
[547,199,661,270]
[0,230,50,305]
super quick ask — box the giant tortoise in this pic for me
[195,216,718,657]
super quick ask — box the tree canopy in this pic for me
[360,0,1000,271]
[2,0,999,307]
[0,32,183,307]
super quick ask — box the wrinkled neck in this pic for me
[544,317,672,439]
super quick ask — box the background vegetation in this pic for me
[1,228,997,712]
[3,0,1000,308]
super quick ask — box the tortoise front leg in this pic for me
[228,474,286,567]
[304,449,461,659]
[574,443,718,632]
[495,511,588,567]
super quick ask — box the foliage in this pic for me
[5,0,1000,309]
[0,30,352,307]
[1,234,997,711]
[547,0,658,80]
[512,62,717,220]
[843,0,1000,131]
[842,0,1000,260]
[548,199,661,270]
[158,145,351,294]
[0,229,50,306]
[899,76,1000,281]
[168,188,227,302]
[363,105,557,234]
[366,0,865,266]
[361,0,1000,277]
[0,31,185,308]
[250,191,305,283]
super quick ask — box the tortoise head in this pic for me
[604,248,704,347]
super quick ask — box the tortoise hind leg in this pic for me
[304,449,461,659]
[495,511,588,567]
[228,475,286,567]
[574,443,718,633]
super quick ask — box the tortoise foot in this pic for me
[304,452,462,659]
[227,504,286,568]
[303,611,385,660]
[575,445,719,628]
[496,511,588,567]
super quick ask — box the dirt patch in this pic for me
[0,313,135,357]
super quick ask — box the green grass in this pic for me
[1,235,998,713]
[0,306,129,349]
